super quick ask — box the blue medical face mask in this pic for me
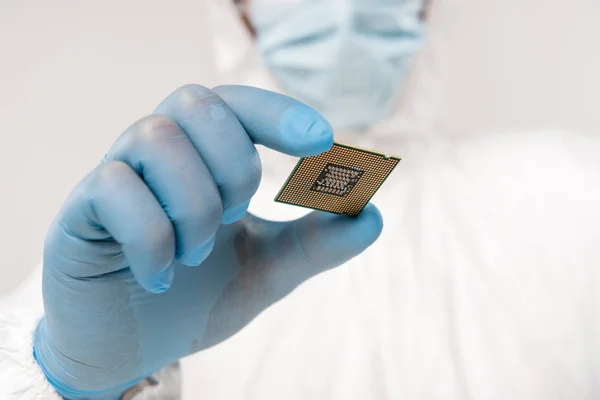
[250,0,426,130]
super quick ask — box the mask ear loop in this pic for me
[421,0,433,21]
[233,0,257,37]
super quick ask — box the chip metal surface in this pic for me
[275,143,401,216]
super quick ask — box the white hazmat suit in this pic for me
[2,1,600,399]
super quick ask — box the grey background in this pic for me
[1,0,600,296]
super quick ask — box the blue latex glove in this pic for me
[34,85,383,399]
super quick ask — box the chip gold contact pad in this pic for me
[275,143,400,216]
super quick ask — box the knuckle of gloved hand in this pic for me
[227,152,262,201]
[91,160,135,192]
[172,83,223,113]
[200,192,224,232]
[174,189,223,233]
[83,161,136,218]
[141,214,175,252]
[128,114,184,149]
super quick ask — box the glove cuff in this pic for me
[34,318,181,400]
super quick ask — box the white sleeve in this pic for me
[0,265,182,400]
[0,305,61,399]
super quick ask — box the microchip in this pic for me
[275,143,400,216]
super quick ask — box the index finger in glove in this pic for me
[154,85,334,226]
[213,85,334,157]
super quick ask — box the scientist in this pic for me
[2,0,600,399]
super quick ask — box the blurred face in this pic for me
[235,0,429,130]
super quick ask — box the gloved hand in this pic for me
[33,85,383,399]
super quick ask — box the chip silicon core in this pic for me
[275,143,400,216]
[310,163,365,197]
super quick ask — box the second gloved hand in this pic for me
[33,85,383,399]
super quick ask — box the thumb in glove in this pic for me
[202,203,383,347]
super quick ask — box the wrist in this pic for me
[33,318,141,400]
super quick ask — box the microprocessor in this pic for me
[275,143,400,216]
